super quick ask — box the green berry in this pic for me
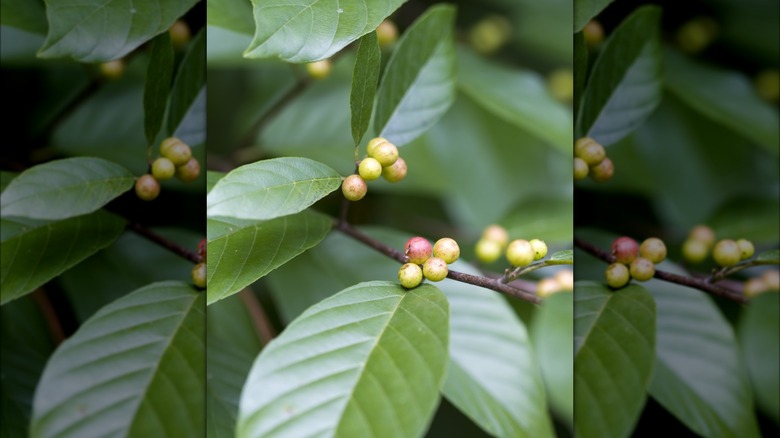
[583,20,605,48]
[743,278,768,298]
[688,225,715,248]
[629,257,655,282]
[169,20,191,50]
[192,262,206,289]
[481,225,508,247]
[590,157,614,182]
[529,239,547,260]
[575,137,606,166]
[423,257,448,282]
[574,157,589,180]
[469,15,510,55]
[536,278,560,297]
[135,174,160,201]
[755,69,780,103]
[160,137,192,166]
[176,158,201,182]
[475,238,502,263]
[366,137,390,157]
[358,157,382,181]
[433,238,460,264]
[713,239,741,267]
[639,237,667,264]
[382,157,407,183]
[605,263,630,289]
[506,239,534,267]
[306,59,332,80]
[612,237,639,265]
[376,20,398,48]
[547,69,573,103]
[404,236,432,264]
[398,263,423,289]
[371,142,399,167]
[682,238,708,263]
[99,60,124,80]
[151,157,175,180]
[762,270,779,290]
[342,174,367,201]
[736,239,754,260]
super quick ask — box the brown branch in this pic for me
[127,221,200,264]
[240,289,277,344]
[32,289,65,345]
[574,237,747,304]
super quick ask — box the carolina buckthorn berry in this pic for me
[367,137,390,157]
[754,69,780,103]
[713,239,741,267]
[574,157,589,180]
[192,262,206,289]
[342,174,367,201]
[736,239,754,260]
[506,239,534,267]
[169,20,191,50]
[176,158,201,182]
[423,257,448,282]
[482,225,508,247]
[529,239,548,261]
[469,15,511,55]
[99,60,124,80]
[151,157,175,180]
[135,174,160,201]
[762,270,780,290]
[589,157,614,182]
[404,236,432,264]
[376,20,398,48]
[629,257,655,282]
[306,59,332,79]
[160,137,192,166]
[547,69,573,103]
[605,263,630,289]
[371,142,399,167]
[382,157,407,183]
[536,277,560,298]
[688,224,715,248]
[743,278,768,298]
[574,137,606,166]
[475,238,502,263]
[358,157,382,181]
[583,20,605,49]
[676,17,718,54]
[555,269,574,290]
[682,238,708,263]
[398,263,423,289]
[612,237,639,265]
[640,237,667,264]
[433,238,460,264]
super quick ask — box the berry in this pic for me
[475,238,502,263]
[529,239,548,260]
[713,239,741,267]
[376,20,398,48]
[547,69,573,102]
[574,157,589,180]
[192,262,206,289]
[736,239,754,260]
[682,238,708,263]
[536,278,560,297]
[160,137,192,166]
[754,69,780,103]
[611,237,639,265]
[574,137,606,166]
[688,225,715,248]
[398,263,423,289]
[371,142,399,167]
[506,239,534,267]
[423,257,448,282]
[555,269,574,290]
[743,278,768,298]
[358,157,382,181]
[169,20,191,50]
[590,157,614,182]
[629,257,655,282]
[366,137,390,157]
[135,174,160,201]
[99,60,124,80]
[176,157,201,182]
[433,238,460,264]
[639,237,667,264]
[481,225,508,247]
[605,263,630,289]
[583,20,605,49]
[306,59,332,80]
[151,157,175,180]
[762,270,780,290]
[404,236,432,264]
[469,15,510,54]
[382,157,407,183]
[676,17,718,54]
[341,174,367,201]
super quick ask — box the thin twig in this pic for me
[127,221,200,263]
[240,289,277,344]
[32,289,66,345]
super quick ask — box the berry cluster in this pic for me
[744,270,780,298]
[135,137,201,201]
[574,137,613,182]
[681,224,755,267]
[475,224,548,268]
[342,137,407,201]
[192,238,207,289]
[536,269,574,297]
[605,236,667,289]
[398,237,460,289]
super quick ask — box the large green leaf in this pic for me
[574,0,615,32]
[237,281,449,438]
[374,5,457,147]
[440,262,554,437]
[143,32,174,145]
[206,157,341,220]
[0,0,47,34]
[206,210,332,305]
[577,5,662,146]
[574,31,587,120]
[0,171,18,192]
[574,281,656,438]
[244,0,406,62]
[168,28,206,136]
[457,48,571,155]
[739,292,780,424]
[38,0,198,62]
[501,197,574,245]
[0,157,134,220]
[30,281,204,438]
[708,198,780,243]
[0,210,126,305]
[350,31,381,147]
[664,49,779,155]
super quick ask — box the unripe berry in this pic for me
[160,137,192,166]
[481,225,508,247]
[639,237,667,264]
[629,257,655,282]
[376,20,398,48]
[475,238,502,263]
[682,238,708,263]
[547,69,573,103]
[555,269,574,290]
[366,137,390,157]
[151,157,176,180]
[423,257,448,282]
[743,278,768,298]
[192,262,206,289]
[358,157,382,181]
[590,157,614,182]
[404,236,432,264]
[713,239,741,267]
[736,239,754,260]
[176,158,201,182]
[506,239,534,267]
[99,60,124,80]
[536,277,560,297]
[398,263,423,289]
[676,17,718,54]
[306,59,332,80]
[169,20,192,50]
[529,239,548,260]
[688,224,715,248]
[574,157,589,180]
[612,237,639,265]
[371,142,399,167]
[605,263,630,289]
[469,15,511,55]
[583,20,605,49]
[135,174,160,201]
[433,238,460,264]
[754,69,780,103]
[762,270,780,290]
[575,137,606,166]
[382,157,407,183]
[342,174,367,201]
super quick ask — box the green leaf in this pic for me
[350,31,381,147]
[574,281,656,438]
[739,292,780,424]
[0,171,18,192]
[502,197,574,245]
[457,48,572,155]
[30,281,204,438]
[143,32,174,145]
[168,28,206,135]
[532,292,573,425]
[207,0,255,35]
[646,265,761,436]
[707,198,780,243]
[38,0,198,62]
[574,0,615,32]
[244,0,406,62]
[0,157,134,220]
[664,48,779,154]
[375,5,457,146]
[0,0,47,34]
[207,210,332,305]
[1,210,125,304]
[206,157,341,220]
[207,171,226,193]
[756,250,780,264]
[577,5,662,146]
[549,250,574,263]
[237,281,449,438]
[574,31,588,120]
[440,262,554,437]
